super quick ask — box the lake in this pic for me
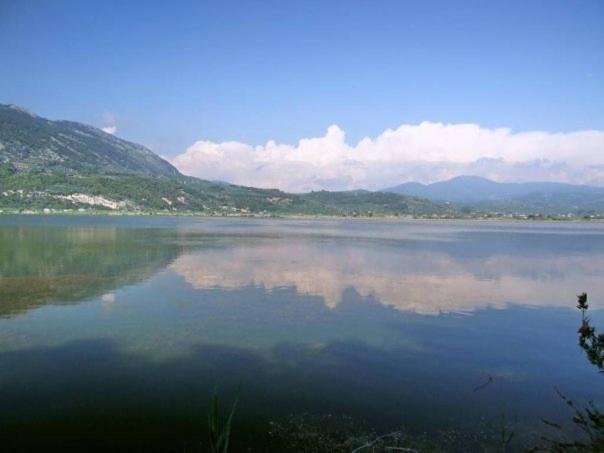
[1,215,604,451]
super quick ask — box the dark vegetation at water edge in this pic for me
[534,294,604,451]
[208,388,239,453]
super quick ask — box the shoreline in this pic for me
[1,209,603,223]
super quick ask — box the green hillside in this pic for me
[0,170,450,216]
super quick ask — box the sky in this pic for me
[1,0,603,191]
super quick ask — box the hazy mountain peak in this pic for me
[7,104,37,118]
[446,175,493,183]
[381,175,604,213]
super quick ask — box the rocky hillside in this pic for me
[0,104,179,177]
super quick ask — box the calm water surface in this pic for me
[1,215,604,449]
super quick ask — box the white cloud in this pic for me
[101,111,117,135]
[172,122,604,191]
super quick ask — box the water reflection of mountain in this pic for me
[0,227,186,317]
[171,234,604,314]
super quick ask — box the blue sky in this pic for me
[1,0,603,189]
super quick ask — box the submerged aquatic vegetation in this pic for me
[266,413,519,452]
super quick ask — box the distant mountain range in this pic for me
[0,104,447,217]
[382,175,604,202]
[382,175,604,215]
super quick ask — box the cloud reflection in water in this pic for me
[171,235,604,314]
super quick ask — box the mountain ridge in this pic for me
[0,104,180,177]
[382,175,604,202]
[381,175,604,215]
